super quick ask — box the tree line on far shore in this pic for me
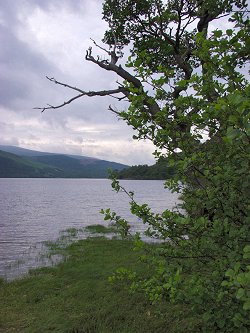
[115,158,175,180]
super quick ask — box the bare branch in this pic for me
[90,38,110,55]
[34,78,128,112]
[34,94,86,113]
[46,76,127,95]
[37,43,161,118]
[110,94,129,102]
[85,47,142,89]
[45,76,88,94]
[91,26,120,65]
[108,105,121,115]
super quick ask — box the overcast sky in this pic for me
[0,0,156,165]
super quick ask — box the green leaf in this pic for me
[226,29,233,36]
[225,269,235,278]
[214,30,223,38]
[243,300,250,311]
[243,245,250,253]
[236,288,245,299]
[227,126,241,140]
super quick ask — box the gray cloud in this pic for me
[0,17,56,109]
[0,26,52,72]
[0,0,155,165]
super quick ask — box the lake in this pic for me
[0,178,180,280]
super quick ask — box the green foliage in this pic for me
[101,0,250,331]
[115,157,175,179]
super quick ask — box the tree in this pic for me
[37,1,250,331]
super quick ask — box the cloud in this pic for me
[0,0,156,165]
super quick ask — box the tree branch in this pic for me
[34,78,128,112]
[85,47,161,117]
[85,47,142,89]
[37,44,161,118]
[90,38,111,56]
[108,105,121,116]
[34,94,86,112]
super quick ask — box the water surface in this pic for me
[0,178,180,279]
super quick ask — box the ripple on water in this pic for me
[0,178,181,280]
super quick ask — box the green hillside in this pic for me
[0,150,64,178]
[115,158,175,180]
[0,146,129,178]
[30,155,128,178]
[0,145,56,157]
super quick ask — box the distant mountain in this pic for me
[0,150,64,178]
[0,145,57,157]
[0,146,129,178]
[29,154,127,178]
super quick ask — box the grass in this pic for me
[0,236,192,333]
[84,224,118,234]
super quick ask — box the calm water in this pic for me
[0,178,180,279]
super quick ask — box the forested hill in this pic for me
[0,150,64,178]
[0,146,129,178]
[115,158,175,180]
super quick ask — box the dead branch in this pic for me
[110,94,129,101]
[37,40,161,118]
[90,26,120,65]
[34,77,128,112]
[34,94,85,112]
[85,47,141,89]
[108,105,121,115]
[90,39,110,55]
[44,76,89,94]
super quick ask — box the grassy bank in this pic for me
[0,234,190,333]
